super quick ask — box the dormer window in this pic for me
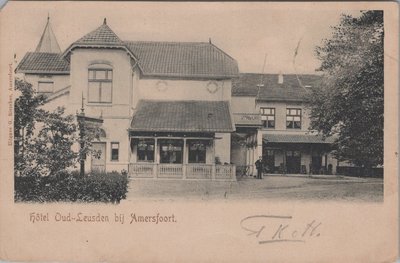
[88,64,113,103]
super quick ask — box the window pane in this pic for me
[188,141,207,163]
[137,139,155,162]
[294,116,301,122]
[290,109,297,115]
[286,109,290,115]
[88,82,100,102]
[294,121,301,129]
[268,120,275,128]
[38,82,54,93]
[107,70,113,80]
[111,143,119,149]
[101,82,112,103]
[111,143,119,161]
[88,70,95,80]
[95,70,107,80]
[286,121,293,128]
[262,120,267,128]
[261,115,267,121]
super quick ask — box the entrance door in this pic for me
[286,150,301,174]
[91,142,106,172]
[311,155,322,174]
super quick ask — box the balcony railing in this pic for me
[128,163,236,181]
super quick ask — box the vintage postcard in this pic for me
[0,1,398,262]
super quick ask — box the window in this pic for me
[286,108,302,129]
[88,66,113,103]
[188,140,207,163]
[111,142,119,161]
[137,139,155,162]
[159,140,183,164]
[261,108,275,128]
[38,81,54,94]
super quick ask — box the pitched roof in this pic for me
[232,73,321,101]
[73,18,124,46]
[263,134,334,144]
[130,100,235,132]
[125,41,238,78]
[35,16,61,53]
[16,52,70,73]
[20,19,238,78]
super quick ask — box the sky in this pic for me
[2,2,362,74]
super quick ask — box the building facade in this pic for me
[231,73,337,176]
[16,17,339,179]
[16,18,238,180]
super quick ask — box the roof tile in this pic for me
[16,52,70,73]
[74,22,123,46]
[125,41,238,78]
[131,100,234,132]
[233,73,321,101]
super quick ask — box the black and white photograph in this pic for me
[0,2,397,262]
[11,4,384,203]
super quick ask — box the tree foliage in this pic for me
[307,11,384,168]
[14,78,101,177]
[14,79,47,175]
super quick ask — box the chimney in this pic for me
[278,72,283,84]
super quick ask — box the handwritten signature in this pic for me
[240,215,321,244]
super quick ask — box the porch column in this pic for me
[256,129,263,160]
[183,138,187,179]
[153,138,158,178]
[212,139,216,180]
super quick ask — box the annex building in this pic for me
[16,17,338,180]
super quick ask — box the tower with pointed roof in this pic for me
[35,15,61,53]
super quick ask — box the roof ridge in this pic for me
[140,99,230,103]
[75,22,123,44]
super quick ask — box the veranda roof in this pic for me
[263,134,335,144]
[130,100,235,133]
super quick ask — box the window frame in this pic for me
[110,142,119,161]
[87,66,113,104]
[188,140,207,164]
[286,108,302,129]
[260,107,275,129]
[137,139,155,162]
[159,140,183,164]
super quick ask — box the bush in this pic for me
[15,171,129,203]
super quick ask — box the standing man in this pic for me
[255,156,263,179]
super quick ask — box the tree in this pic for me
[307,11,384,169]
[14,79,101,177]
[14,79,46,176]
[33,107,78,176]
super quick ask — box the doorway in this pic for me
[286,150,301,174]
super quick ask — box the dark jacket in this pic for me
[255,159,263,170]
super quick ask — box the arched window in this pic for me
[88,63,113,103]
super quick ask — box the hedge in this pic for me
[15,171,129,203]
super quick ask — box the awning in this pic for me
[130,100,235,133]
[263,134,335,144]
[233,113,262,127]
